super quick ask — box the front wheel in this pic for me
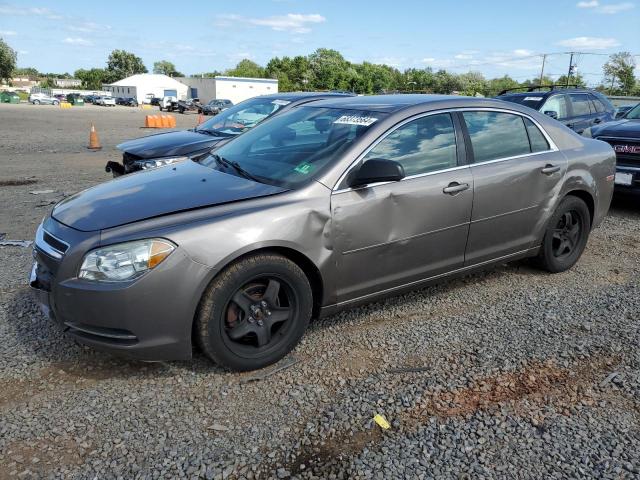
[33,100,40,105]
[534,195,591,273]
[52,100,59,106]
[196,253,313,371]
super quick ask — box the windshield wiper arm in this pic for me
[196,129,221,136]
[211,154,262,183]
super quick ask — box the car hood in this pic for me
[592,119,640,139]
[52,160,287,232]
[117,130,225,159]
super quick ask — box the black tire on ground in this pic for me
[33,100,40,105]
[534,195,591,273]
[158,106,163,111]
[196,253,313,371]
[52,100,59,106]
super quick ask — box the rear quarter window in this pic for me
[524,118,550,153]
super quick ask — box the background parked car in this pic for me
[116,97,138,107]
[200,99,234,115]
[614,104,638,119]
[28,93,59,105]
[66,93,84,106]
[106,92,354,176]
[496,85,615,135]
[83,94,99,104]
[95,96,116,107]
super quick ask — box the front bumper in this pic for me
[30,219,212,361]
[614,165,640,194]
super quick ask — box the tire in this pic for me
[33,100,40,105]
[196,253,313,371]
[534,195,591,273]
[158,106,163,111]
[52,100,59,106]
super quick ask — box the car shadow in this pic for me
[610,193,640,216]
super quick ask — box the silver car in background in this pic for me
[31,95,615,371]
[28,93,60,105]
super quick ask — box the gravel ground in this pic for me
[0,103,639,479]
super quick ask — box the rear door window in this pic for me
[462,111,531,163]
[589,94,606,113]
[541,95,569,120]
[569,94,592,116]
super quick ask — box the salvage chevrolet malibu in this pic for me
[30,95,615,371]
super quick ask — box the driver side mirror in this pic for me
[543,110,558,120]
[347,158,405,188]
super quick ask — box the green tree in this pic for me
[0,37,17,82]
[74,68,109,90]
[485,75,520,96]
[308,48,351,90]
[153,60,183,77]
[225,59,265,78]
[106,49,147,81]
[555,73,586,88]
[458,71,488,96]
[13,67,40,77]
[603,52,636,95]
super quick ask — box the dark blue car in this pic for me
[497,86,615,135]
[585,102,640,194]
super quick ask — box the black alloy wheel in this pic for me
[196,253,312,371]
[535,195,591,273]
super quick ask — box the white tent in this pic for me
[103,74,189,103]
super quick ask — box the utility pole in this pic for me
[566,52,574,87]
[539,54,547,86]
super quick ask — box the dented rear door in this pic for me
[331,168,473,304]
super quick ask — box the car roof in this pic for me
[499,88,597,98]
[253,91,355,102]
[303,94,516,113]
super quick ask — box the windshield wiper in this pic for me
[211,154,262,183]
[195,129,221,136]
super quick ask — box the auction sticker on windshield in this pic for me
[524,97,543,102]
[334,115,378,126]
[272,99,291,106]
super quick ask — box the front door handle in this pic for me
[541,164,561,175]
[443,182,470,194]
[593,118,602,124]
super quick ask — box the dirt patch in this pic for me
[0,360,161,409]
[288,427,383,475]
[0,436,86,479]
[0,179,38,186]
[408,356,621,422]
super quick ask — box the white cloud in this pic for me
[0,5,63,19]
[63,37,93,46]
[68,21,111,33]
[557,36,620,49]
[598,2,634,13]
[513,49,534,56]
[0,29,17,36]
[454,53,473,60]
[577,1,635,13]
[215,13,325,34]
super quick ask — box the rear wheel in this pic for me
[196,253,312,371]
[53,100,59,106]
[535,195,591,273]
[33,100,40,105]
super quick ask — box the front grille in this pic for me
[35,225,69,260]
[43,231,68,254]
[597,137,640,168]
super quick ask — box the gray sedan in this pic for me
[31,95,616,371]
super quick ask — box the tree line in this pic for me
[1,39,638,97]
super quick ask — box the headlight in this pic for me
[137,156,190,170]
[79,239,175,282]
[582,127,592,138]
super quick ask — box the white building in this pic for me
[103,74,189,103]
[177,76,278,104]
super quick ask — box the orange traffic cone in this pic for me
[88,123,101,150]
[168,115,176,128]
[144,115,153,128]
[160,115,170,128]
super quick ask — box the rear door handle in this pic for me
[443,182,470,194]
[541,164,561,175]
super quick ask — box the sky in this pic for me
[1,0,639,85]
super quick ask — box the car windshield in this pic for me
[201,106,386,189]
[196,97,292,136]
[624,104,640,119]
[499,94,545,110]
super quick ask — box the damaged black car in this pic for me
[105,92,353,176]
